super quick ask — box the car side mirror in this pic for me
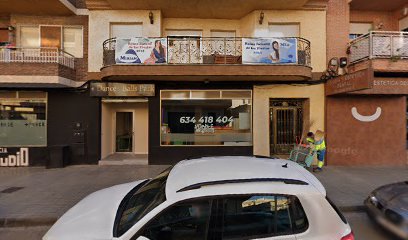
[136,236,150,240]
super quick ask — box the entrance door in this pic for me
[115,112,133,152]
[270,100,303,155]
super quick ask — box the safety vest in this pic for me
[306,137,315,144]
[315,138,326,151]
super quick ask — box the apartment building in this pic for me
[84,0,329,165]
[0,1,100,166]
[325,0,408,166]
[1,0,331,166]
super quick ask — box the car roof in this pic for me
[165,156,326,200]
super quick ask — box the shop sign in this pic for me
[0,148,29,167]
[90,83,155,97]
[326,69,373,95]
[242,38,298,64]
[115,38,167,64]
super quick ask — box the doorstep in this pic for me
[98,153,148,165]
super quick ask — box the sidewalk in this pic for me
[0,164,407,227]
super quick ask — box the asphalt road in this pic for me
[0,212,398,240]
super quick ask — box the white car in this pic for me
[43,156,354,240]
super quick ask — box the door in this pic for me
[40,26,61,49]
[115,112,133,152]
[270,100,303,155]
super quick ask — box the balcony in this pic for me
[0,47,78,87]
[349,31,408,75]
[101,37,312,81]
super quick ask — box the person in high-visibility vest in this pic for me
[313,131,326,172]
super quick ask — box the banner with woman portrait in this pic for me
[242,38,298,64]
[115,38,167,64]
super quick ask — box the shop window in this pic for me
[0,91,47,147]
[161,90,252,146]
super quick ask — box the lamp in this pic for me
[149,11,154,24]
[259,11,264,25]
[7,26,15,31]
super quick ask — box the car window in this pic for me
[220,195,307,239]
[115,167,172,237]
[137,200,212,240]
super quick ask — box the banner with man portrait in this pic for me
[242,38,298,64]
[115,38,167,64]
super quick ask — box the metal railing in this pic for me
[103,37,311,67]
[349,31,408,64]
[0,47,75,69]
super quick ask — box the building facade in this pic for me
[2,0,406,167]
[87,0,328,165]
[325,0,408,166]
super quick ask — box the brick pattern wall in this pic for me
[326,0,350,61]
[9,15,89,82]
[350,10,399,31]
[0,14,10,28]
[0,63,76,80]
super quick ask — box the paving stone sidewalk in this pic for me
[0,164,407,227]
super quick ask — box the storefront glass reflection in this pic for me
[0,91,47,146]
[161,90,252,146]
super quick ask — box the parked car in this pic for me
[43,156,353,240]
[365,182,408,239]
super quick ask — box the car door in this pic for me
[216,195,297,240]
[131,198,214,240]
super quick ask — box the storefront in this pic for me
[0,86,101,166]
[326,69,408,166]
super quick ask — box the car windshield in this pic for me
[116,167,172,236]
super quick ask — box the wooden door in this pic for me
[40,26,61,49]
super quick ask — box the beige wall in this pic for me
[88,10,162,72]
[88,9,327,72]
[163,18,241,37]
[250,10,327,72]
[253,84,325,156]
[101,102,149,159]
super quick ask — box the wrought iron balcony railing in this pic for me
[103,37,311,67]
[0,47,75,69]
[349,31,408,64]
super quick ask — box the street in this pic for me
[0,165,405,240]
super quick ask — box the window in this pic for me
[116,167,171,236]
[63,26,83,58]
[0,91,47,146]
[349,23,372,40]
[110,23,143,38]
[268,24,300,38]
[399,16,408,31]
[138,200,211,240]
[20,26,40,48]
[160,90,252,146]
[220,195,308,239]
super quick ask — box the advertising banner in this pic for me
[115,38,167,64]
[242,38,298,64]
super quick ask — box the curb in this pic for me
[0,217,57,228]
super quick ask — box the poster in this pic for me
[115,38,167,64]
[242,38,298,64]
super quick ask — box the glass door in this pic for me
[115,112,133,152]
